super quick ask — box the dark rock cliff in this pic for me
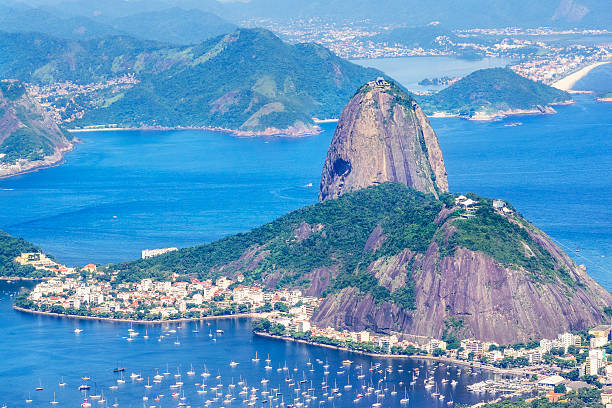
[319,79,448,201]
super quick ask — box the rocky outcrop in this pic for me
[319,80,448,201]
[311,216,612,344]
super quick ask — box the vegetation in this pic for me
[110,183,443,309]
[0,29,383,132]
[0,230,49,278]
[0,79,70,165]
[371,25,457,53]
[107,182,582,314]
[418,68,571,117]
[443,196,564,282]
[481,388,603,408]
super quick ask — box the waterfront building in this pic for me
[141,247,178,259]
[538,375,566,390]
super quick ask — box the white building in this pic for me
[558,332,581,351]
[141,247,178,259]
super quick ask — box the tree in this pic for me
[274,302,289,313]
[432,348,446,357]
[554,384,566,394]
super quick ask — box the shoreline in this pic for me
[67,124,322,138]
[0,143,76,180]
[13,305,259,325]
[552,60,611,91]
[429,101,573,122]
[254,332,530,376]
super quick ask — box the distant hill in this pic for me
[103,8,237,45]
[198,0,611,28]
[0,5,120,39]
[0,5,235,44]
[369,25,458,51]
[0,80,74,177]
[0,29,382,134]
[418,68,572,119]
[5,0,610,28]
[76,29,383,133]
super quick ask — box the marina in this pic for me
[1,281,505,407]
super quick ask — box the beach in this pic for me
[552,61,611,92]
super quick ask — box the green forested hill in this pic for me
[109,183,577,300]
[0,230,41,278]
[104,182,612,342]
[0,80,73,169]
[418,68,571,117]
[0,29,382,132]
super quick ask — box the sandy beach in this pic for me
[552,61,611,91]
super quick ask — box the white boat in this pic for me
[230,361,239,367]
[252,352,260,362]
[74,328,83,333]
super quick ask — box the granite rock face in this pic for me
[319,80,448,201]
[310,214,612,344]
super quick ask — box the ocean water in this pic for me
[0,281,497,407]
[0,127,335,265]
[574,62,612,94]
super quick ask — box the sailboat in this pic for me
[400,387,409,404]
[35,380,44,391]
[252,352,260,362]
[143,329,149,339]
[25,393,33,404]
[50,392,59,405]
[59,377,67,387]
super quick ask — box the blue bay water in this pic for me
[0,281,497,407]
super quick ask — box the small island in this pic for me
[418,68,573,121]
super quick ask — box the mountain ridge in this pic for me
[0,28,384,134]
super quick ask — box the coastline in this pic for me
[429,101,573,122]
[0,143,75,180]
[552,61,611,91]
[13,305,259,325]
[253,332,530,376]
[67,123,322,138]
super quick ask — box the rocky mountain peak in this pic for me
[319,78,448,201]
